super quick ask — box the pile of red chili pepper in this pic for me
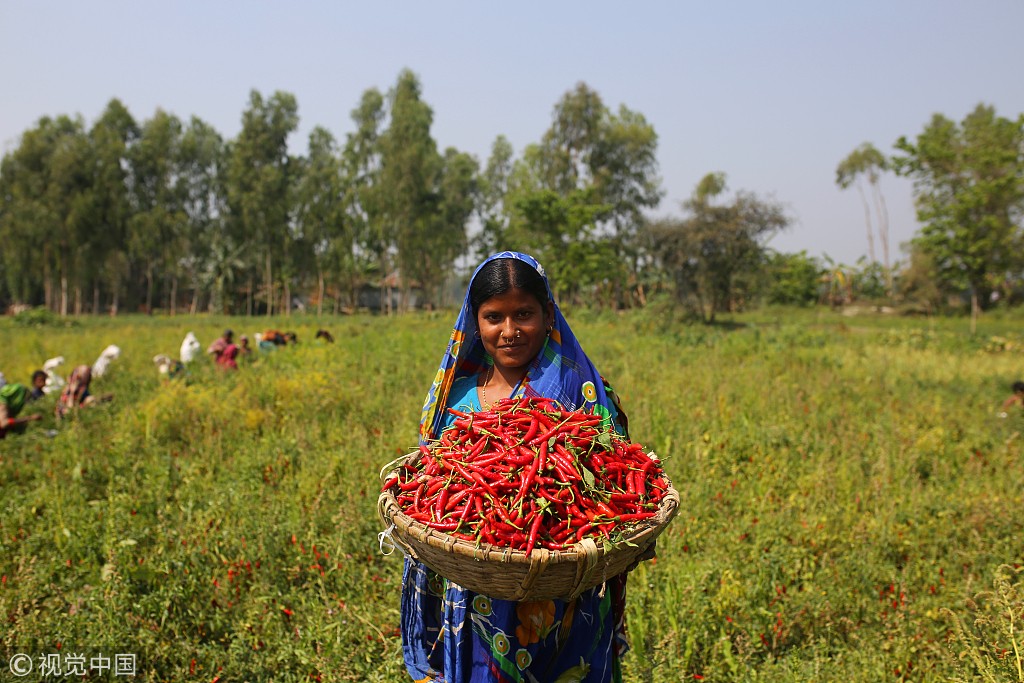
[381,396,669,556]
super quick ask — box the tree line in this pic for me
[1,69,1021,321]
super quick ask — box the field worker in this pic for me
[238,335,252,356]
[261,329,287,347]
[207,329,234,361]
[27,370,47,402]
[153,355,186,379]
[216,340,240,371]
[0,383,43,438]
[180,332,202,364]
[55,365,113,420]
[404,251,633,683]
[999,380,1024,417]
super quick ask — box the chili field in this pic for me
[1,309,1023,682]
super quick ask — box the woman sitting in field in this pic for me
[55,365,113,420]
[403,251,632,683]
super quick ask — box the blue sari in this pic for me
[403,252,629,683]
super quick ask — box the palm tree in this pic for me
[836,143,893,295]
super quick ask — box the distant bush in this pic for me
[11,307,78,327]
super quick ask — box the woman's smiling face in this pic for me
[476,287,553,372]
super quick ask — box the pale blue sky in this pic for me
[2,1,1022,265]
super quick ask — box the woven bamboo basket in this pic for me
[377,457,680,602]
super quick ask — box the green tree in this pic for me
[853,257,888,301]
[178,116,227,314]
[88,98,137,314]
[492,143,617,307]
[425,147,478,307]
[645,172,790,323]
[893,103,1024,331]
[340,88,386,309]
[504,182,613,307]
[836,142,892,292]
[0,120,55,307]
[763,250,822,306]
[522,83,661,306]
[227,90,299,316]
[42,116,94,315]
[295,126,344,316]
[474,135,514,259]
[128,109,184,314]
[895,241,946,314]
[379,69,443,312]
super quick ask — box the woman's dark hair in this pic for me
[1014,380,1024,394]
[470,258,549,315]
[31,370,47,383]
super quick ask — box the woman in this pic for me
[216,342,240,370]
[207,329,234,361]
[404,251,630,683]
[0,383,43,438]
[55,365,112,420]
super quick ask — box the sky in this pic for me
[2,0,1023,266]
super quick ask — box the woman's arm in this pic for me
[1,410,42,437]
[9,414,43,425]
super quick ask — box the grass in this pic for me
[1,307,1023,681]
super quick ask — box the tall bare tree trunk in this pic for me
[265,251,273,317]
[93,281,100,315]
[170,276,178,316]
[873,186,892,296]
[856,183,876,264]
[971,290,979,335]
[44,262,53,311]
[60,274,68,317]
[317,270,325,317]
[145,265,155,314]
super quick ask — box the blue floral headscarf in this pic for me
[419,251,617,442]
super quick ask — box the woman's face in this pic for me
[476,287,553,373]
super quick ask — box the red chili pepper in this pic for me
[575,522,597,542]
[521,417,540,444]
[614,512,657,522]
[524,509,545,556]
[436,488,450,519]
[422,519,462,531]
